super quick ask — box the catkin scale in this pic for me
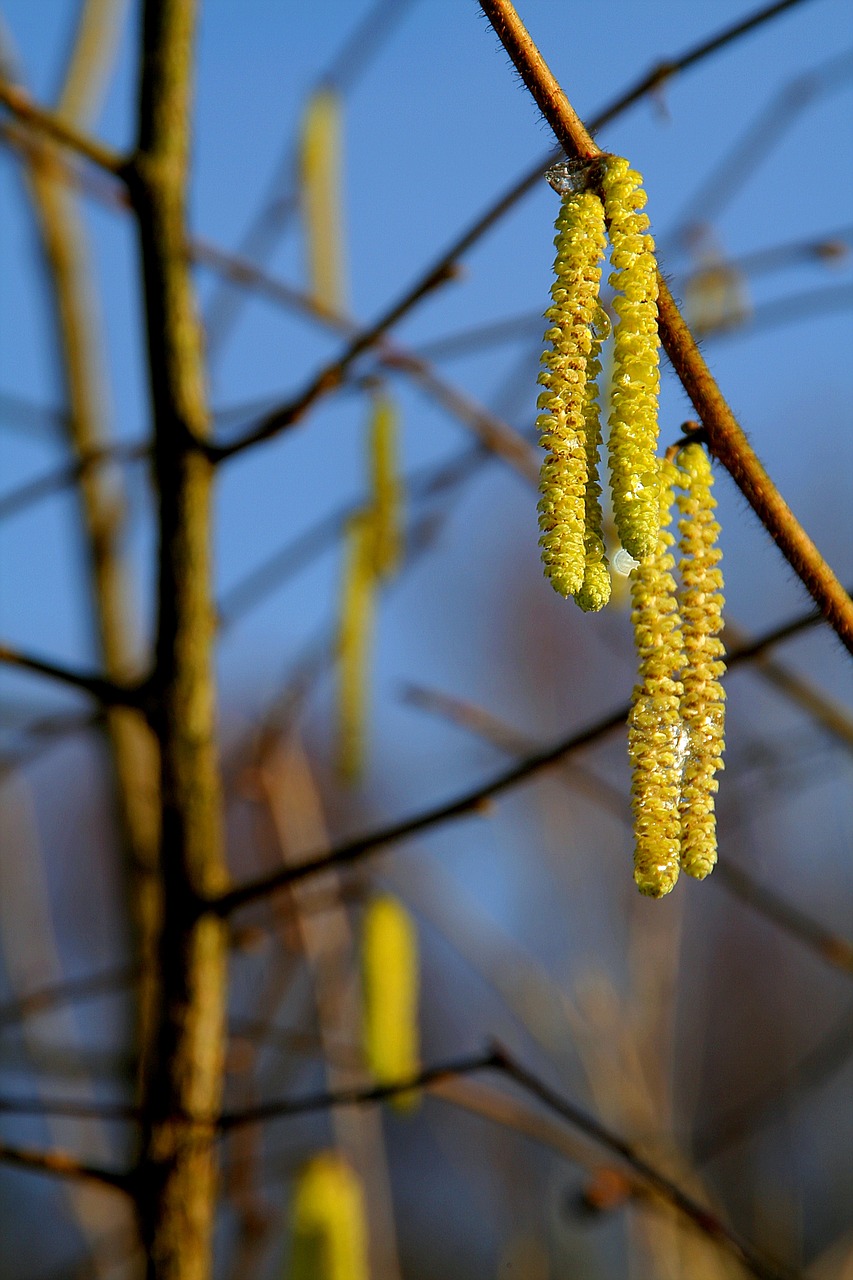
[362,895,420,1110]
[537,189,607,597]
[289,1153,369,1280]
[601,156,662,563]
[676,444,726,879]
[628,459,684,897]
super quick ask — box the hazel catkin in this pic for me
[628,459,684,898]
[676,443,726,879]
[601,156,661,564]
[289,1153,369,1280]
[537,189,607,597]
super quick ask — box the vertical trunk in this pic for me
[129,2,228,1275]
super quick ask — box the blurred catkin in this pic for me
[337,512,375,781]
[368,389,403,580]
[677,443,726,879]
[537,188,607,597]
[601,155,661,562]
[362,895,420,1110]
[289,1153,369,1280]
[628,459,684,897]
[299,87,347,311]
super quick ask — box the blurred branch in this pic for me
[202,0,418,360]
[127,0,228,1269]
[0,79,125,174]
[220,1041,793,1280]
[0,642,144,705]
[479,0,853,654]
[668,50,853,248]
[403,682,853,977]
[212,593,835,916]
[0,1141,132,1193]
[694,1002,853,1163]
[0,964,135,1031]
[0,441,148,523]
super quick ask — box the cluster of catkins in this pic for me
[537,156,726,895]
[537,155,661,610]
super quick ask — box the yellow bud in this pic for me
[289,1152,369,1280]
[362,895,420,1111]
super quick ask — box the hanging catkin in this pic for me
[362,894,420,1109]
[289,1153,369,1280]
[536,188,607,597]
[600,156,662,563]
[676,443,726,879]
[628,458,684,898]
[299,87,347,312]
[573,305,612,612]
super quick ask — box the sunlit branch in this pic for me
[0,79,126,175]
[478,0,853,653]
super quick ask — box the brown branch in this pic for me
[220,1042,792,1280]
[127,0,228,1273]
[0,1140,132,1193]
[0,79,125,175]
[0,441,148,523]
[478,0,853,655]
[211,594,831,918]
[491,1047,795,1280]
[0,642,144,706]
[0,964,136,1030]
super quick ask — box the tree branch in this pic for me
[477,0,853,655]
[0,79,125,175]
[0,1140,132,1193]
[211,595,831,917]
[0,642,144,706]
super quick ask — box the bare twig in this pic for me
[212,594,833,917]
[0,642,143,706]
[0,79,125,174]
[0,1140,132,1193]
[478,0,853,654]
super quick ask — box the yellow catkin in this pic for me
[676,443,726,879]
[362,895,420,1111]
[628,459,684,897]
[299,87,347,312]
[537,188,607,597]
[337,512,375,781]
[368,389,403,580]
[289,1152,369,1280]
[601,155,661,563]
[573,305,612,612]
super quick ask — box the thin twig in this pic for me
[0,1140,132,1193]
[491,1046,796,1280]
[478,0,853,654]
[0,643,143,706]
[0,79,125,174]
[211,594,832,917]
